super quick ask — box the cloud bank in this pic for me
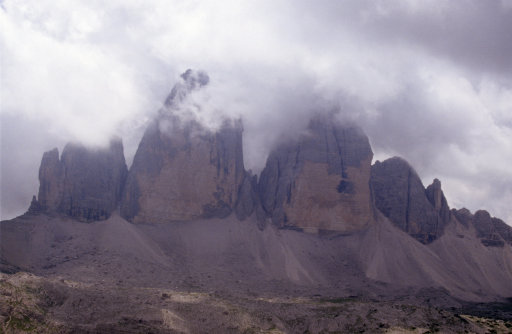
[1,0,511,223]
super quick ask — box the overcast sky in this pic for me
[1,0,511,224]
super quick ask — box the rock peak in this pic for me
[33,140,128,221]
[181,69,210,88]
[371,157,450,244]
[258,116,375,233]
[164,69,210,108]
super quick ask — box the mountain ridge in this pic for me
[8,70,512,306]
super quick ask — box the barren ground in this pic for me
[1,214,511,333]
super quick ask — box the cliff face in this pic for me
[24,70,511,241]
[425,178,451,226]
[120,70,251,224]
[37,148,62,212]
[258,116,375,233]
[34,140,127,222]
[370,157,450,244]
[120,119,247,223]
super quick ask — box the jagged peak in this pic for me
[373,156,409,166]
[41,147,60,162]
[372,156,422,182]
[34,138,128,222]
[426,178,448,207]
[163,69,210,108]
[428,178,442,189]
[26,195,42,215]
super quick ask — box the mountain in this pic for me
[2,70,512,332]
[28,139,127,222]
[453,208,512,247]
[370,157,451,244]
[258,115,376,233]
[120,70,253,223]
[120,118,248,223]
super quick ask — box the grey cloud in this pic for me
[1,0,511,224]
[288,0,512,76]
[362,1,512,76]
[0,114,65,219]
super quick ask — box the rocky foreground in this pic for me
[1,270,512,333]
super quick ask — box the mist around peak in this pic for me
[1,0,511,223]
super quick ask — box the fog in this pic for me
[1,0,511,223]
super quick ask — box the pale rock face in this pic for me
[120,69,253,224]
[121,118,246,223]
[258,115,375,233]
[34,140,127,222]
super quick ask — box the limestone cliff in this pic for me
[120,119,247,223]
[258,115,375,233]
[120,70,250,223]
[370,157,450,244]
[33,139,127,221]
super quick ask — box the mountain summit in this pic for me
[120,69,250,223]
[259,115,376,233]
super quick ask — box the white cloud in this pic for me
[1,0,511,224]
[1,1,156,147]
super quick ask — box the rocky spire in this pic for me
[163,69,210,108]
[120,70,251,223]
[37,148,62,211]
[257,114,375,233]
[425,178,451,225]
[370,157,450,244]
[32,139,128,222]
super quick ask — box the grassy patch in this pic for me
[0,275,58,334]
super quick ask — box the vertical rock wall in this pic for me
[34,139,127,221]
[120,119,247,223]
[258,115,375,233]
[370,157,450,244]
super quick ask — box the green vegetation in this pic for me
[0,277,56,334]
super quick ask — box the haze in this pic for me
[1,0,511,223]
